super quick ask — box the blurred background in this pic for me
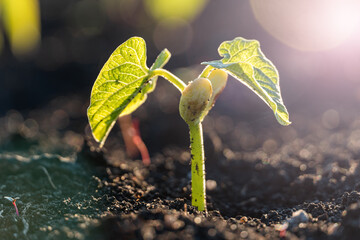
[0,0,360,153]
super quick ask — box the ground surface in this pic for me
[1,94,360,240]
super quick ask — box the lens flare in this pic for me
[250,0,360,51]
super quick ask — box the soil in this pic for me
[1,92,360,240]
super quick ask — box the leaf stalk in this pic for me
[149,69,186,92]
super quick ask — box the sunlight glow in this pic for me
[250,0,360,51]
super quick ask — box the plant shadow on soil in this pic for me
[2,94,360,239]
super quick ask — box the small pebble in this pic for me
[206,180,217,191]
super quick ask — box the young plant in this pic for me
[87,37,290,211]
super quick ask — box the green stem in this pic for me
[189,122,206,211]
[199,65,214,78]
[149,69,186,92]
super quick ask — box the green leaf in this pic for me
[87,37,151,147]
[121,48,171,116]
[88,37,172,147]
[203,37,290,126]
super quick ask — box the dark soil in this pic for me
[90,125,360,240]
[2,93,360,240]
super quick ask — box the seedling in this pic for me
[87,37,290,211]
[4,196,20,216]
